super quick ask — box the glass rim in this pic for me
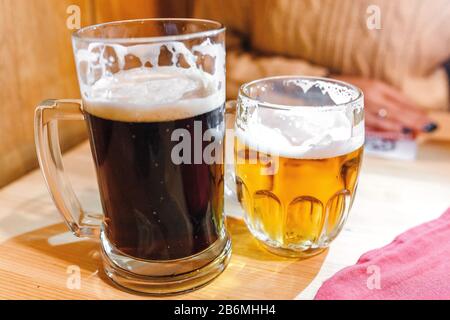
[238,75,364,111]
[72,18,226,44]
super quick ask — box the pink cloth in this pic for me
[315,208,450,300]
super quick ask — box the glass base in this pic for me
[100,231,232,295]
[258,240,327,259]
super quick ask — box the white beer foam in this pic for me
[83,67,224,122]
[75,38,225,122]
[236,108,364,159]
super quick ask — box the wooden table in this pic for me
[1,128,450,299]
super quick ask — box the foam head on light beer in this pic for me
[234,77,364,257]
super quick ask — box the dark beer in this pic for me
[84,104,225,261]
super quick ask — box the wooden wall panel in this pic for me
[0,0,95,188]
[158,0,194,18]
[92,0,193,23]
[93,0,159,23]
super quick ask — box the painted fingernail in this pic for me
[422,122,438,133]
[402,127,413,134]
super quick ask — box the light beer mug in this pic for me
[34,19,230,295]
[234,76,364,257]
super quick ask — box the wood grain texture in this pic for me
[0,0,95,188]
[0,139,450,299]
[158,0,194,18]
[92,0,159,23]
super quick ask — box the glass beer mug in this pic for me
[34,19,230,295]
[234,76,364,258]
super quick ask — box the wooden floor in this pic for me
[1,133,450,299]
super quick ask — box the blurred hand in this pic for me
[332,76,437,138]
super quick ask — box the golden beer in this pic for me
[234,136,363,256]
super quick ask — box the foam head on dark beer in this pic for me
[83,67,224,122]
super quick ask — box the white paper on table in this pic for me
[364,135,418,160]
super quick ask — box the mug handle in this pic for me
[225,100,237,199]
[34,99,102,238]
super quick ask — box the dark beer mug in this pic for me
[34,19,230,295]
